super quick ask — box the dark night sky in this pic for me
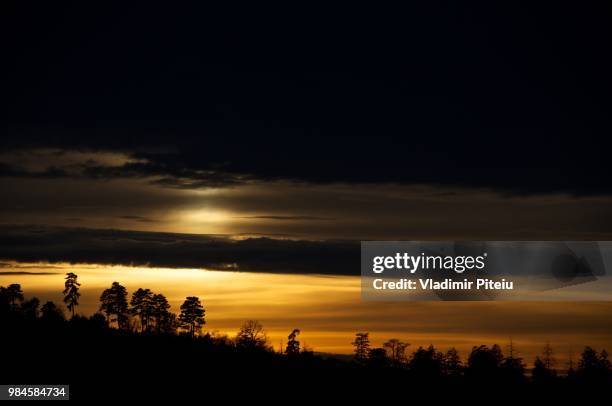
[2,2,612,194]
[1,2,612,270]
[4,2,611,131]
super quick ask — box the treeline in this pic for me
[0,276,204,337]
[351,332,612,385]
[2,274,612,387]
[0,274,305,355]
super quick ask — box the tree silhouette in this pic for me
[601,350,612,370]
[63,272,81,318]
[577,346,612,381]
[531,342,557,384]
[89,312,108,330]
[40,301,65,322]
[151,293,172,334]
[236,320,268,349]
[383,338,409,367]
[4,278,612,393]
[178,296,205,337]
[99,282,129,330]
[499,339,525,382]
[490,344,504,364]
[566,346,576,379]
[367,347,389,368]
[579,346,599,368]
[285,329,301,356]
[500,354,526,382]
[532,356,556,384]
[130,288,155,333]
[408,345,445,377]
[467,344,504,379]
[1,284,24,308]
[157,311,178,335]
[352,332,370,363]
[21,297,40,320]
[542,341,555,370]
[443,348,462,377]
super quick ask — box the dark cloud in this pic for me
[0,225,359,275]
[236,215,335,221]
[0,161,70,179]
[0,272,61,275]
[0,263,64,270]
[1,3,611,195]
[0,261,63,275]
[116,215,157,223]
[0,135,610,196]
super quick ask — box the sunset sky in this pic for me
[2,3,612,362]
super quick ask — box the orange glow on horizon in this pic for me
[2,261,612,362]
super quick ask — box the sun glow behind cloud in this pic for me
[178,208,235,232]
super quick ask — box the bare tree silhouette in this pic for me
[236,320,268,349]
[384,338,409,367]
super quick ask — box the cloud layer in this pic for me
[0,135,610,196]
[0,225,359,275]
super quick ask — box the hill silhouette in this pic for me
[2,277,611,401]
